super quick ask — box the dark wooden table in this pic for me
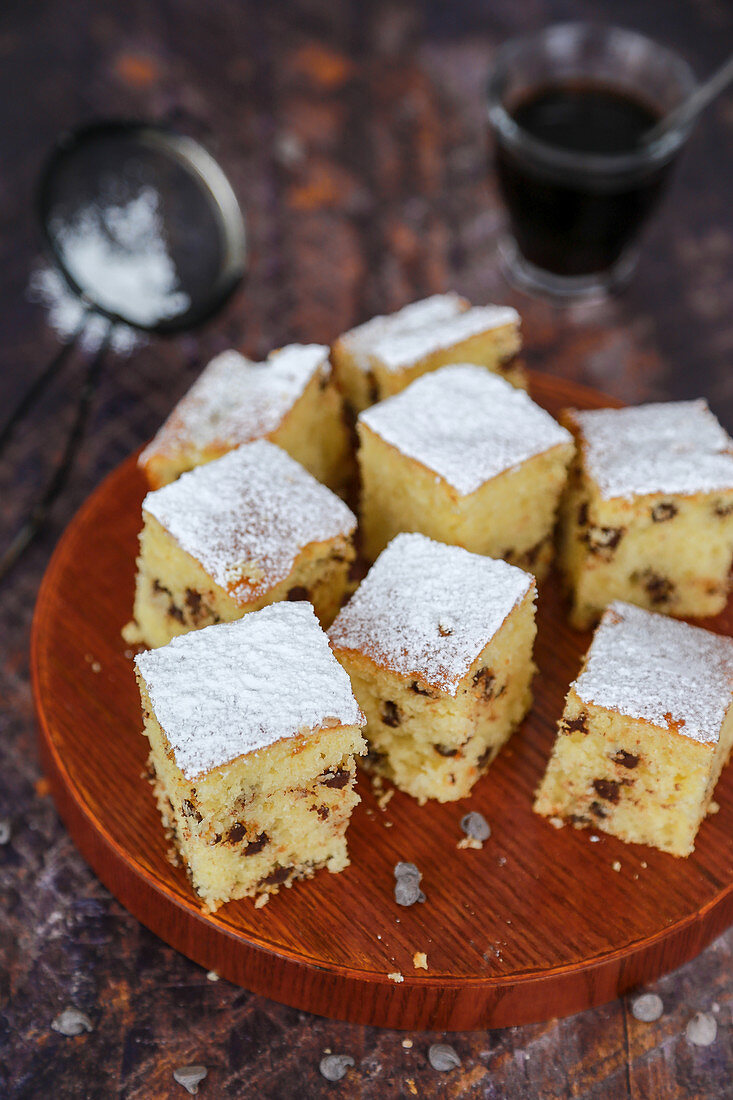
[2,1,732,1096]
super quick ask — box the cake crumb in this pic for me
[90,661,101,673]
[708,800,720,815]
[377,788,394,811]
[413,952,428,970]
[612,860,622,872]
[549,816,564,829]
[35,777,51,798]
[206,970,219,982]
[388,971,404,983]
[406,1080,418,1096]
[457,836,483,850]
[641,861,648,868]
[402,1038,413,1049]
[254,893,269,909]
[589,835,600,843]
[384,820,393,827]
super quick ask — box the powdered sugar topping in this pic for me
[339,294,467,370]
[136,604,365,778]
[143,441,355,602]
[575,601,733,745]
[360,365,572,495]
[328,533,534,695]
[139,343,328,466]
[571,401,733,500]
[372,304,520,371]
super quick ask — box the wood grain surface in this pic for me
[30,373,733,1031]
[3,0,733,1095]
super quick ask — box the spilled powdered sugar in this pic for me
[570,400,733,500]
[28,187,188,353]
[329,532,534,695]
[360,364,572,496]
[575,601,733,745]
[136,603,364,778]
[143,440,355,602]
[139,343,328,466]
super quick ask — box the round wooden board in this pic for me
[31,372,733,1031]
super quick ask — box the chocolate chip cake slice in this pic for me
[136,603,366,911]
[331,293,523,413]
[357,364,574,573]
[328,533,537,803]
[535,601,733,856]
[126,441,356,648]
[558,400,733,628]
[138,343,351,495]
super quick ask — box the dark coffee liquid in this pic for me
[494,83,671,277]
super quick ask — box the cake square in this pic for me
[126,440,356,648]
[534,601,733,856]
[357,364,574,572]
[328,533,537,803]
[558,400,733,628]
[136,603,366,911]
[138,343,351,494]
[331,293,523,412]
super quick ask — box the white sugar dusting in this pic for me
[373,304,520,371]
[328,533,534,695]
[575,601,733,745]
[139,344,328,465]
[340,293,468,370]
[136,604,365,778]
[143,441,355,602]
[360,365,572,495]
[571,401,733,500]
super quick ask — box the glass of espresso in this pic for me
[487,24,696,299]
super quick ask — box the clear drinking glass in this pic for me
[487,23,697,300]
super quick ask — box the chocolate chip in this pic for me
[586,526,624,554]
[316,805,330,821]
[181,799,202,823]
[438,622,454,637]
[381,701,401,727]
[577,500,589,526]
[152,578,172,597]
[560,713,588,735]
[261,864,292,886]
[320,1054,355,1082]
[168,603,185,624]
[287,585,309,601]
[593,778,621,803]
[498,350,518,370]
[428,1043,461,1072]
[245,832,269,856]
[322,767,350,789]
[472,667,496,700]
[613,750,639,769]
[434,744,459,757]
[477,746,494,768]
[714,500,733,517]
[225,822,247,843]
[185,588,202,617]
[364,748,385,768]
[651,502,677,523]
[589,801,608,818]
[523,539,546,567]
[569,813,591,826]
[634,570,675,604]
[410,680,434,696]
